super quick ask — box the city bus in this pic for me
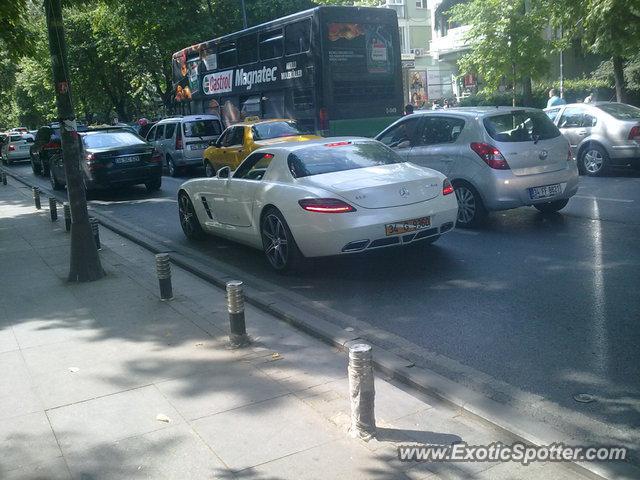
[171,6,403,137]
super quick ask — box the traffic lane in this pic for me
[8,163,640,428]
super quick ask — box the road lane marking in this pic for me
[574,195,634,203]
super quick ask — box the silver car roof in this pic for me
[157,115,221,124]
[411,106,541,117]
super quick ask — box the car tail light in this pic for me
[567,146,573,162]
[85,153,103,170]
[150,149,162,163]
[8,145,15,151]
[443,178,454,195]
[470,142,510,170]
[298,198,356,213]
[629,126,640,141]
[319,108,329,131]
[175,128,183,150]
[324,141,350,147]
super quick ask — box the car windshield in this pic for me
[82,132,146,149]
[287,141,401,178]
[252,121,307,140]
[596,103,640,120]
[484,111,561,142]
[183,119,222,138]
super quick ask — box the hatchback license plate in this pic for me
[529,184,561,200]
[189,143,206,150]
[19,145,29,150]
[385,216,431,236]
[115,156,139,164]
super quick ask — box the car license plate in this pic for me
[189,143,206,150]
[115,156,139,164]
[19,145,29,150]
[385,216,431,236]
[529,184,561,200]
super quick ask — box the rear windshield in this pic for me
[287,141,401,178]
[183,119,222,138]
[483,111,561,143]
[596,103,640,120]
[9,135,21,142]
[252,121,307,140]
[82,132,146,149]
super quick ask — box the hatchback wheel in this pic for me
[49,166,64,191]
[167,156,178,177]
[580,145,608,177]
[260,209,303,272]
[178,192,205,240]
[31,160,41,175]
[204,162,215,178]
[454,182,486,228]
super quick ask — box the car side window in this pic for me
[226,127,244,147]
[378,118,421,148]
[582,113,597,127]
[233,152,274,180]
[164,123,176,139]
[154,125,165,140]
[217,129,231,147]
[558,107,583,128]
[545,107,561,123]
[145,126,156,141]
[416,117,465,146]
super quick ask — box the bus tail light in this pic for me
[175,128,183,150]
[319,108,329,132]
[470,142,510,170]
[298,198,356,213]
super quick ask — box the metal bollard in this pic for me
[33,187,41,209]
[63,203,71,232]
[155,253,173,301]
[1,172,6,185]
[49,197,58,221]
[348,343,376,440]
[89,217,101,250]
[226,280,249,347]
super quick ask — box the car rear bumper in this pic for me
[6,150,31,160]
[86,165,162,189]
[482,162,579,211]
[288,194,459,258]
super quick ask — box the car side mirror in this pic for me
[217,166,230,179]
[397,140,411,149]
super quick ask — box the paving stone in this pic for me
[46,385,182,454]
[3,457,71,480]
[0,326,18,353]
[192,394,337,471]
[64,424,229,480]
[0,412,62,473]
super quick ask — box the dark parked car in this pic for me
[48,128,162,193]
[30,123,88,176]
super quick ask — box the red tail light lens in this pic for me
[175,128,183,150]
[470,142,510,170]
[298,198,356,213]
[319,108,329,131]
[443,178,454,195]
[8,145,15,151]
[324,141,350,147]
[629,126,640,141]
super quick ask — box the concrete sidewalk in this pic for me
[0,178,587,479]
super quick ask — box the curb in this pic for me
[2,166,638,480]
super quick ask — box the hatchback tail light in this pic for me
[470,142,510,170]
[175,127,183,150]
[442,178,454,195]
[8,145,15,151]
[298,198,356,213]
[629,126,640,141]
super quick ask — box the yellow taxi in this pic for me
[203,118,320,177]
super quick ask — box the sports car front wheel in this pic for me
[178,192,205,240]
[260,208,303,273]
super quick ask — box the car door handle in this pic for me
[577,130,587,135]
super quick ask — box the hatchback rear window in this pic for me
[483,111,560,143]
[183,120,222,138]
[82,132,146,149]
[596,103,640,120]
[287,142,401,178]
[9,135,21,142]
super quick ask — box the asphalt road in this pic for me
[8,161,640,451]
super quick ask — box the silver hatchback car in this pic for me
[544,102,640,176]
[376,107,579,226]
[145,115,223,177]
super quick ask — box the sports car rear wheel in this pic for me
[178,192,205,240]
[260,208,303,272]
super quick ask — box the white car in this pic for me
[177,138,458,271]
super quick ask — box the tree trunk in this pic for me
[612,55,626,103]
[522,77,532,107]
[45,0,104,283]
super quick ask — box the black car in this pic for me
[30,123,88,176]
[49,128,163,193]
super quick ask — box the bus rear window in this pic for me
[483,111,561,143]
[287,142,401,178]
[326,23,395,77]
